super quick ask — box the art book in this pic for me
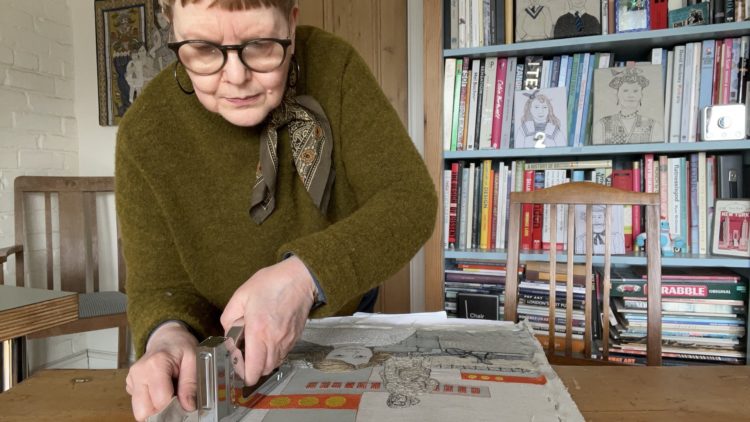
[573,204,626,255]
[712,199,750,258]
[668,2,710,28]
[513,87,568,148]
[591,65,664,145]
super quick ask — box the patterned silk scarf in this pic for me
[249,63,335,224]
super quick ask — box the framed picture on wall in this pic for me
[94,0,176,126]
[615,0,650,33]
[712,199,750,258]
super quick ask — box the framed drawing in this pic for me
[615,0,650,33]
[95,0,176,126]
[712,199,750,258]
[591,65,664,145]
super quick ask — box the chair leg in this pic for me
[117,324,129,369]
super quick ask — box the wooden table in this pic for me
[0,285,78,390]
[1,366,749,421]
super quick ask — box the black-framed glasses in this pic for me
[167,38,292,75]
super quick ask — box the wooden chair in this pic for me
[0,176,128,369]
[504,182,663,366]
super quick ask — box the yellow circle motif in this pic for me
[298,397,320,407]
[494,376,504,381]
[269,397,292,408]
[480,375,490,380]
[467,374,477,379]
[325,396,347,408]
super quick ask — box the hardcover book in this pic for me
[712,199,750,258]
[668,3,710,28]
[457,292,500,320]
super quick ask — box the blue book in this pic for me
[566,54,582,145]
[578,53,598,146]
[698,39,715,113]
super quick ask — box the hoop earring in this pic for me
[288,54,300,88]
[173,62,194,95]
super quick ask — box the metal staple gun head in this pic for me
[196,320,288,421]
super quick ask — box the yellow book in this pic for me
[480,159,491,249]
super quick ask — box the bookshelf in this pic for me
[420,3,750,362]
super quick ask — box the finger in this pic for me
[264,342,279,376]
[220,296,244,332]
[177,352,198,411]
[131,382,158,422]
[149,368,177,413]
[243,331,267,386]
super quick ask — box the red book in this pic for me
[490,58,508,149]
[521,170,535,250]
[649,0,667,30]
[613,169,634,251]
[712,40,724,105]
[659,155,669,221]
[722,38,734,105]
[448,162,459,248]
[531,171,544,250]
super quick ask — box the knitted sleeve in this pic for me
[278,46,438,316]
[116,132,222,357]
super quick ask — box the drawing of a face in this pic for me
[617,82,643,110]
[591,207,605,232]
[530,98,549,123]
[325,346,373,367]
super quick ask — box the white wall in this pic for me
[1,0,121,371]
[69,0,118,176]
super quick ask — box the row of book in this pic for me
[443,153,745,254]
[445,259,748,365]
[446,1,749,49]
[607,266,747,365]
[443,36,750,151]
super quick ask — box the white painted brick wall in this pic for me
[0,0,78,276]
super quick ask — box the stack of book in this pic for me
[519,262,599,353]
[443,259,522,319]
[606,266,748,365]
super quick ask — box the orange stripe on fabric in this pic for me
[461,372,547,385]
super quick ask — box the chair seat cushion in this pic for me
[79,291,127,318]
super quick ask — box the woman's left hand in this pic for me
[220,255,315,386]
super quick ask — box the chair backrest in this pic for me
[12,176,124,293]
[504,182,663,366]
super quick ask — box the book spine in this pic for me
[698,40,716,117]
[531,171,544,249]
[473,61,485,149]
[456,58,470,150]
[680,157,689,252]
[466,162,475,249]
[490,57,507,149]
[698,152,707,255]
[466,59,481,150]
[722,38,734,104]
[443,58,457,151]
[689,153,700,254]
[680,43,696,143]
[613,169,634,251]
[448,162,459,248]
[480,159,491,249]
[650,0,668,29]
[632,161,643,244]
[504,0,512,44]
[573,53,592,147]
[472,162,482,248]
[500,57,518,149]
[663,50,674,142]
[522,56,543,91]
[450,58,463,150]
[458,164,469,250]
[669,45,686,143]
[729,37,742,103]
[444,169,452,248]
[521,169,534,250]
[713,39,724,104]
[478,57,498,150]
[668,157,681,243]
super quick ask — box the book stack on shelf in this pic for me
[605,266,748,365]
[434,0,750,365]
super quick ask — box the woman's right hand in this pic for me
[125,322,199,421]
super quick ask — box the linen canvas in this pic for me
[243,318,583,421]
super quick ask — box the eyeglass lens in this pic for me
[177,40,286,74]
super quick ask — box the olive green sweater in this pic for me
[115,26,437,356]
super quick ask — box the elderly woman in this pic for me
[592,67,662,144]
[116,0,437,419]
